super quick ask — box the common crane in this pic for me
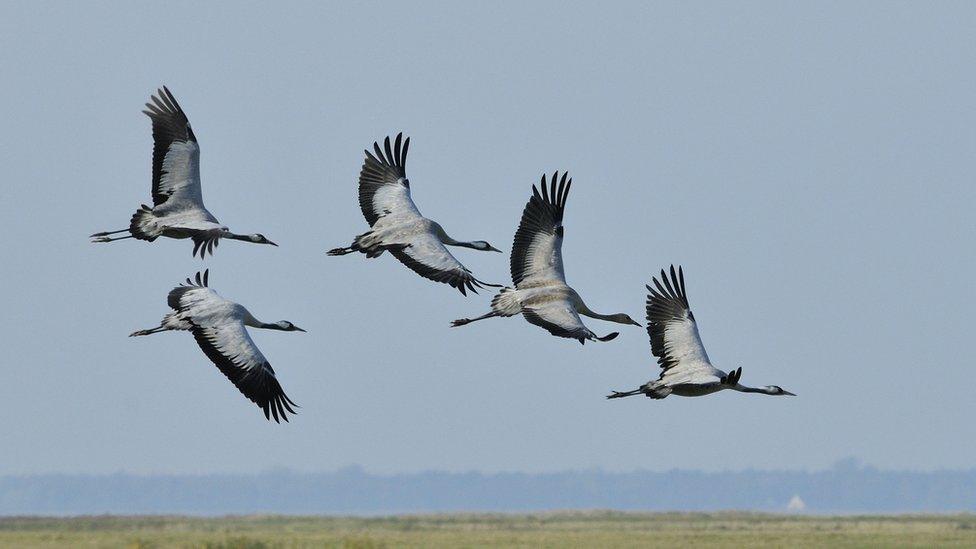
[91,87,277,258]
[608,266,795,399]
[327,133,502,295]
[130,270,304,422]
[451,172,641,343]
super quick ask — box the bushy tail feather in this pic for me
[451,287,520,327]
[129,204,161,241]
[490,287,522,316]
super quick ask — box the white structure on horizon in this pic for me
[787,494,807,512]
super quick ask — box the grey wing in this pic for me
[190,321,298,423]
[388,231,494,296]
[511,172,571,287]
[142,87,204,209]
[174,273,296,423]
[522,300,596,343]
[646,266,713,379]
[358,133,421,226]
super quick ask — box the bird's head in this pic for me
[274,321,306,332]
[613,313,643,327]
[249,234,277,246]
[764,385,795,396]
[472,241,502,253]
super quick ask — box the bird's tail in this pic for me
[128,204,162,241]
[490,287,521,316]
[451,286,519,327]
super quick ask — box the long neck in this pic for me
[734,385,775,395]
[433,225,476,249]
[242,310,274,329]
[450,240,483,250]
[578,302,630,324]
[224,232,252,242]
[439,232,476,249]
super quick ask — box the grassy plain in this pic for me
[1,512,975,548]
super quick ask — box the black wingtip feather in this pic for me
[645,265,696,372]
[358,133,410,226]
[510,172,572,286]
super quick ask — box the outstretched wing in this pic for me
[358,133,420,226]
[143,87,204,209]
[646,265,712,376]
[171,271,297,423]
[511,172,571,287]
[167,269,212,310]
[388,234,495,296]
[190,321,298,423]
[522,302,592,342]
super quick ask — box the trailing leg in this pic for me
[92,234,134,243]
[451,311,500,327]
[90,229,129,237]
[606,388,644,399]
[129,326,166,337]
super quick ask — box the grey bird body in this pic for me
[452,172,640,344]
[608,266,795,400]
[328,133,501,295]
[130,270,304,422]
[91,87,276,258]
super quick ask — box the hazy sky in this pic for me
[1,2,973,475]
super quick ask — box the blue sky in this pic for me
[0,1,973,474]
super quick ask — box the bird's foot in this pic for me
[129,329,155,337]
[450,318,471,327]
[91,236,111,243]
[606,389,643,399]
[327,247,353,256]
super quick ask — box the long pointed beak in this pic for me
[294,326,306,332]
[783,390,796,396]
[629,320,643,327]
[488,245,503,253]
[268,240,278,247]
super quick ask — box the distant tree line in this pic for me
[2,460,974,515]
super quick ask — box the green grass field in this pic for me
[2,512,975,548]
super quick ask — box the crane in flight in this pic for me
[608,266,795,399]
[452,172,641,343]
[130,270,304,422]
[328,133,501,295]
[91,87,277,258]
